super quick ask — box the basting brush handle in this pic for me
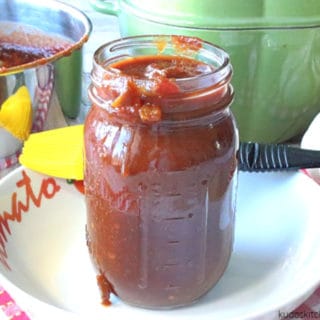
[19,124,320,178]
[238,142,320,172]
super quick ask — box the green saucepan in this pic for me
[90,0,320,143]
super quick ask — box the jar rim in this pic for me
[89,35,234,122]
[92,35,232,93]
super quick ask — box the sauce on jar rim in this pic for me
[85,36,238,309]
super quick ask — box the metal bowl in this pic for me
[0,0,92,175]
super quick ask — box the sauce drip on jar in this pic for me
[85,35,238,309]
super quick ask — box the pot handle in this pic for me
[89,0,119,16]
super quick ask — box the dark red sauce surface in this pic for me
[0,42,66,69]
[0,23,73,72]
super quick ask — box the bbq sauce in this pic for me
[84,36,238,309]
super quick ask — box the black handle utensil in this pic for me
[238,142,320,172]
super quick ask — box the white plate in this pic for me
[0,167,320,320]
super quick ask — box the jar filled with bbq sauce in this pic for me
[84,35,238,309]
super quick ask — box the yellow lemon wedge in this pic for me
[19,124,84,180]
[0,86,32,141]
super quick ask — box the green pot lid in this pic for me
[124,0,320,28]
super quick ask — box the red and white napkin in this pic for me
[0,285,30,320]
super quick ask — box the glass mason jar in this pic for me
[84,35,238,309]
